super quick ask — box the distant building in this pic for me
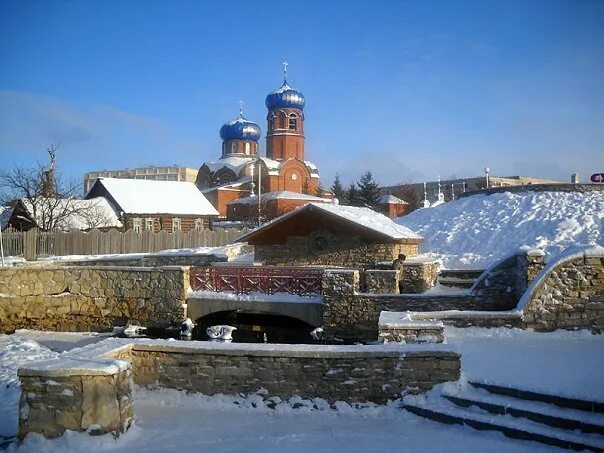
[376,194,409,219]
[197,65,323,220]
[384,175,564,210]
[84,165,198,193]
[227,191,331,222]
[6,197,121,231]
[86,178,219,232]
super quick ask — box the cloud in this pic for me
[0,90,200,175]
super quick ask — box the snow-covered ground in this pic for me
[2,328,602,451]
[397,190,604,269]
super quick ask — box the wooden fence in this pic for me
[0,227,249,261]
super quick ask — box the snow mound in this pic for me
[396,191,604,269]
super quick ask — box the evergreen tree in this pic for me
[346,183,361,206]
[330,174,347,203]
[356,171,381,209]
[315,182,327,197]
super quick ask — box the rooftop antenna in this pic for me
[238,100,244,118]
[282,61,288,84]
[451,183,455,200]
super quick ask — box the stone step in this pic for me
[403,397,604,452]
[439,269,485,280]
[437,277,476,288]
[442,390,604,435]
[469,380,604,413]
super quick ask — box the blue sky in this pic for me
[1,0,603,190]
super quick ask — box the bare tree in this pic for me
[0,146,117,231]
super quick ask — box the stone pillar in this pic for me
[322,269,360,338]
[365,270,399,294]
[515,248,546,298]
[18,359,133,440]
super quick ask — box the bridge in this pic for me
[187,265,324,326]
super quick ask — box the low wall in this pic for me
[58,253,227,268]
[17,339,461,439]
[401,260,441,293]
[0,265,188,333]
[521,248,604,331]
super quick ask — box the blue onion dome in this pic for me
[219,114,261,142]
[265,81,305,110]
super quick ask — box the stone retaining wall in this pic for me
[18,360,133,440]
[61,253,227,268]
[17,340,460,439]
[401,261,441,294]
[125,343,461,404]
[0,266,188,333]
[522,249,604,331]
[365,270,399,294]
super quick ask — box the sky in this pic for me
[0,0,603,191]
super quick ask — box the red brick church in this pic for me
[196,64,327,220]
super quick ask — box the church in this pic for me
[196,64,326,220]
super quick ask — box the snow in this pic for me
[230,191,329,205]
[446,326,604,401]
[189,290,323,304]
[397,190,604,268]
[93,178,219,216]
[204,156,254,173]
[241,203,423,243]
[378,194,408,204]
[2,329,601,450]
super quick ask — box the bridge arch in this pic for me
[187,295,323,328]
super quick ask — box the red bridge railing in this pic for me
[190,266,324,297]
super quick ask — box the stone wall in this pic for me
[365,270,399,294]
[522,250,604,331]
[255,233,419,268]
[0,266,188,333]
[18,361,133,439]
[60,253,227,268]
[400,261,441,294]
[323,265,524,341]
[126,343,460,404]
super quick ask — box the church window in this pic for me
[231,142,237,153]
[255,143,259,153]
[245,142,250,154]
[289,114,297,130]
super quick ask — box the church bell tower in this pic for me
[265,62,306,162]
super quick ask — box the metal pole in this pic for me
[257,159,262,226]
[0,226,5,267]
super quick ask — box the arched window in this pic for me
[231,142,237,153]
[288,114,297,130]
[245,142,250,154]
[255,143,259,153]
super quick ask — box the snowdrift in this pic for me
[396,190,604,269]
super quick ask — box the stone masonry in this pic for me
[124,343,461,404]
[18,361,133,439]
[522,250,604,331]
[255,233,419,268]
[0,265,188,333]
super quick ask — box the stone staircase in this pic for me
[438,269,484,289]
[403,381,604,451]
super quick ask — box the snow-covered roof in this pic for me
[204,156,254,174]
[378,194,408,205]
[19,197,122,230]
[239,202,423,243]
[91,178,219,216]
[229,191,330,205]
[201,177,251,194]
